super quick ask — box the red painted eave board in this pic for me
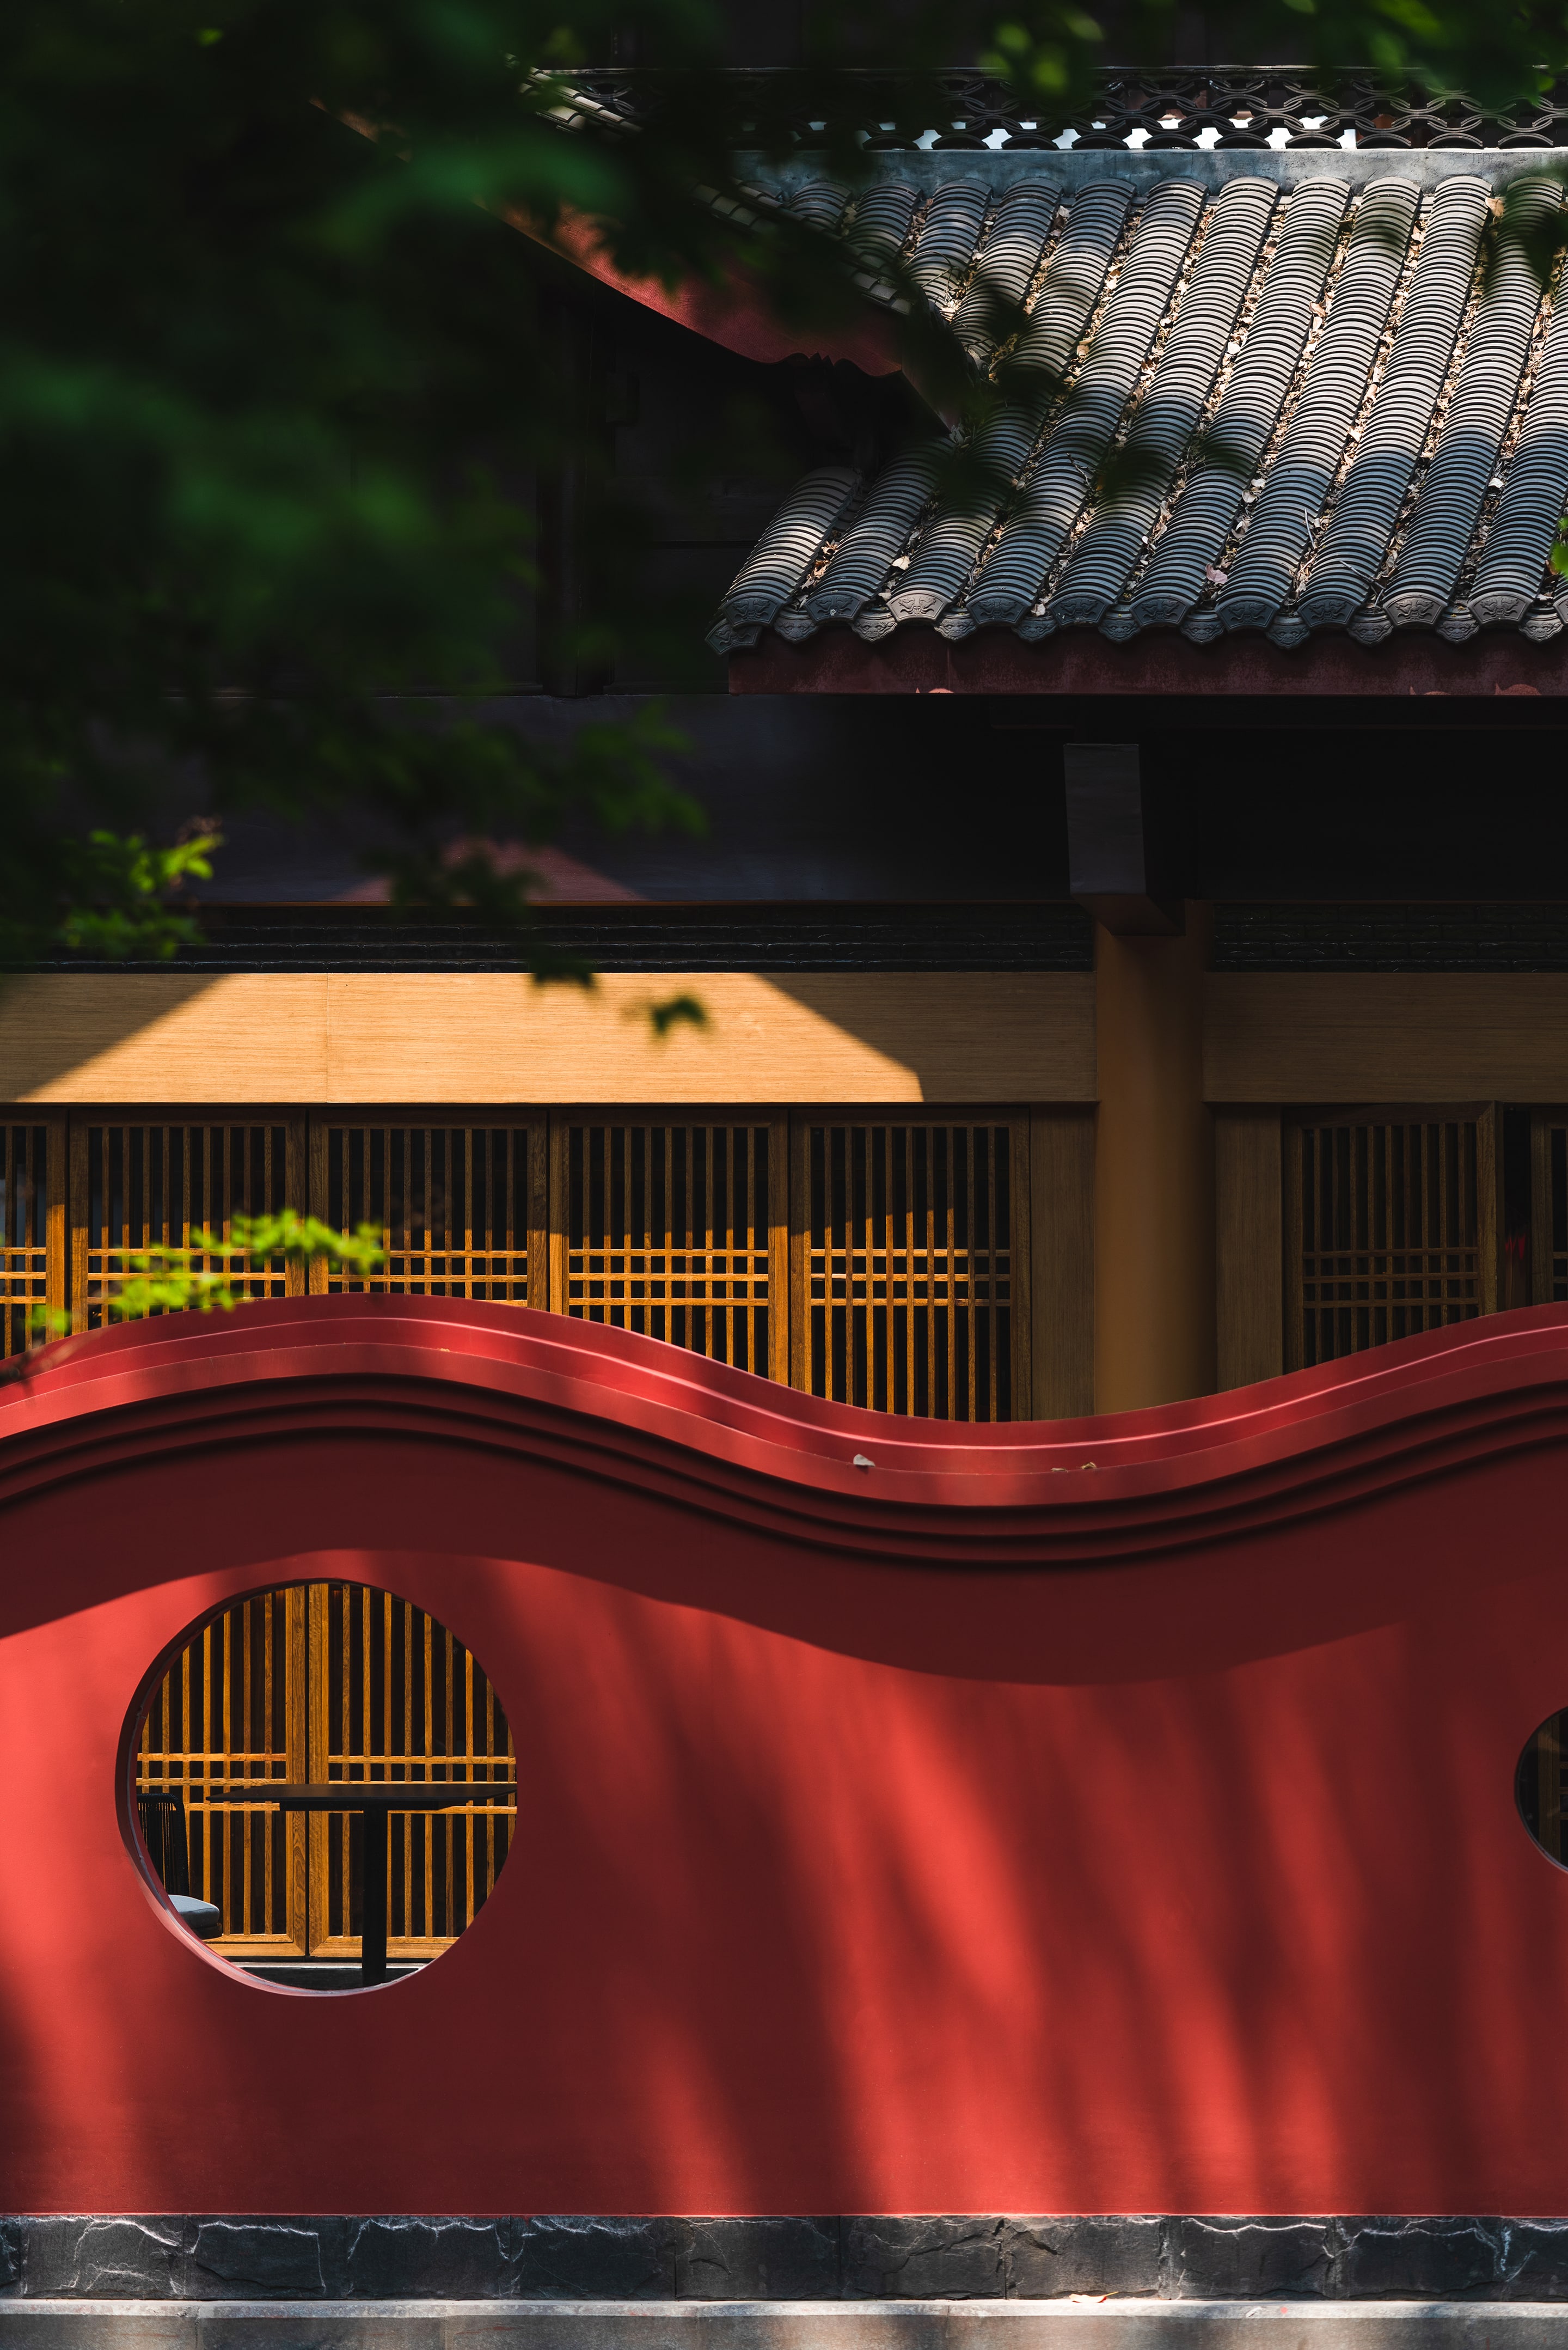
[730,627,1568,697]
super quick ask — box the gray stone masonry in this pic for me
[8,2221,1568,2303]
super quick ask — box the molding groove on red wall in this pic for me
[6,1293,1568,1566]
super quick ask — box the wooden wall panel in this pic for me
[0,975,328,1103]
[1215,1108,1283,1391]
[0,973,1095,1106]
[326,974,1095,1105]
[27,967,1568,1111]
[1207,975,1568,1103]
[1029,1107,1094,1419]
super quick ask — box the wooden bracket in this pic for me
[1064,742,1183,936]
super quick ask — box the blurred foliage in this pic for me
[53,827,222,961]
[1,0,1559,974]
[26,1212,385,1341]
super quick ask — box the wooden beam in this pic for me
[0,975,328,1104]
[1206,974,1568,1103]
[0,971,1095,1107]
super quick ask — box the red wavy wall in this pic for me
[1,1292,1566,2216]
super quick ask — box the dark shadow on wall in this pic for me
[760,971,1095,1103]
[0,971,225,1102]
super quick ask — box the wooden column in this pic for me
[1215,1108,1284,1390]
[1093,906,1216,1413]
[1030,1108,1095,1419]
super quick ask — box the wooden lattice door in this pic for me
[313,1118,546,1305]
[72,1116,306,1326]
[1285,1105,1500,1369]
[137,1586,307,1956]
[306,1582,516,1962]
[791,1114,1030,1420]
[549,1115,787,1380]
[5,1104,1046,1420]
[0,1119,63,1359]
[1530,1112,1568,1306]
[136,1582,515,1962]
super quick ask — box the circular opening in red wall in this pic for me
[128,1579,516,1990]
[1517,1710,1568,1868]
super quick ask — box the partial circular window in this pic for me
[130,1582,516,1989]
[1517,1709,1568,1867]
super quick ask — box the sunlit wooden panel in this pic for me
[550,1118,786,1382]
[793,1118,1026,1421]
[316,1120,545,1307]
[1285,1106,1498,1369]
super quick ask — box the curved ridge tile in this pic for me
[846,180,920,271]
[1382,175,1563,627]
[886,182,1136,625]
[962,178,1207,630]
[1215,176,1420,632]
[1471,276,1568,624]
[804,444,947,622]
[787,177,852,232]
[907,176,991,312]
[1009,180,1136,386]
[952,178,1063,365]
[1045,178,1277,627]
[1129,179,1350,629]
[1297,175,1490,629]
[706,466,859,650]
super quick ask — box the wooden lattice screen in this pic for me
[137,1586,302,1953]
[0,1122,60,1360]
[4,1107,1033,1419]
[550,1117,787,1382]
[136,1581,516,1960]
[315,1119,544,1306]
[1285,1106,1499,1370]
[793,1117,1028,1420]
[311,1582,514,1956]
[1531,1113,1568,1305]
[74,1118,304,1327]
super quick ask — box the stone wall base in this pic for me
[8,2219,1568,2306]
